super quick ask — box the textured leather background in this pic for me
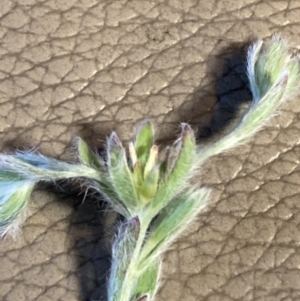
[1,1,300,300]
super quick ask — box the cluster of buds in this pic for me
[99,121,198,217]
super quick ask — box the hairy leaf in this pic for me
[77,137,105,170]
[0,181,35,237]
[139,187,210,270]
[133,260,161,301]
[107,132,139,210]
[150,124,196,216]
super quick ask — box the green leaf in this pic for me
[76,139,128,213]
[150,124,196,216]
[107,132,139,210]
[248,36,300,104]
[77,137,104,170]
[108,217,140,301]
[139,187,210,270]
[0,181,35,237]
[0,170,25,182]
[134,121,154,169]
[1,153,102,182]
[253,36,288,99]
[133,260,161,301]
[262,37,286,84]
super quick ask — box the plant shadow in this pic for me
[76,42,253,300]
[41,180,118,301]
[196,43,253,143]
[51,42,254,301]
[157,41,253,148]
[5,42,255,301]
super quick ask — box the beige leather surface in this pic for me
[1,1,300,300]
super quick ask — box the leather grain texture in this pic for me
[1,0,300,300]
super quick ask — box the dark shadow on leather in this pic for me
[72,122,111,150]
[39,180,119,301]
[158,41,253,147]
[197,43,253,142]
[2,137,40,153]
[4,42,253,155]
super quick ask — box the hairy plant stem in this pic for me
[112,214,152,301]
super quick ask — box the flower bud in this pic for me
[139,167,159,204]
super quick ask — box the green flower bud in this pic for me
[139,167,159,204]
